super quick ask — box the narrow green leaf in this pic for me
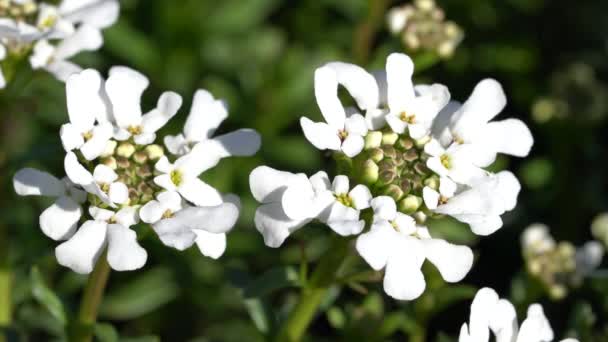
[30,267,67,326]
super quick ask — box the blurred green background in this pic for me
[1,0,608,341]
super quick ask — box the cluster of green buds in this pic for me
[523,238,577,300]
[94,139,165,208]
[387,0,464,58]
[336,129,439,224]
[0,0,38,23]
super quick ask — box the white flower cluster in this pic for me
[13,67,261,274]
[0,0,119,88]
[522,224,604,299]
[459,287,578,342]
[250,52,534,300]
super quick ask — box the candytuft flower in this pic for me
[250,52,533,300]
[459,287,579,342]
[0,0,119,87]
[14,66,261,273]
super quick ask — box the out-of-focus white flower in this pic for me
[459,287,579,342]
[13,167,85,240]
[164,89,261,158]
[356,196,473,300]
[14,66,259,273]
[300,62,378,157]
[440,79,534,166]
[1,0,120,87]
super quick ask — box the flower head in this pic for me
[250,52,533,300]
[0,0,119,88]
[14,67,261,273]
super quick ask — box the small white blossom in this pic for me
[300,62,378,157]
[164,89,261,157]
[422,176,456,210]
[424,138,487,185]
[356,196,473,300]
[459,287,579,342]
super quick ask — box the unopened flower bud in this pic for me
[116,157,130,169]
[382,184,404,201]
[415,0,435,12]
[414,135,431,148]
[101,157,117,170]
[591,213,608,247]
[549,285,566,300]
[396,137,414,150]
[400,179,412,195]
[137,164,152,178]
[382,145,397,160]
[101,140,117,158]
[361,160,379,184]
[378,170,397,186]
[368,148,384,162]
[424,176,439,190]
[382,132,399,146]
[116,142,135,158]
[133,151,148,164]
[128,188,139,203]
[414,162,430,175]
[364,131,383,150]
[399,195,423,214]
[378,159,396,173]
[403,149,419,162]
[145,144,164,161]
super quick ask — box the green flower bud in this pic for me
[137,164,153,178]
[101,140,117,158]
[364,131,383,150]
[591,213,608,247]
[412,210,427,224]
[101,157,117,170]
[368,148,384,163]
[414,162,430,176]
[128,188,139,203]
[145,144,164,161]
[402,149,419,162]
[116,142,136,158]
[116,157,130,169]
[548,285,566,300]
[133,151,148,164]
[361,160,379,184]
[378,170,397,186]
[382,132,399,145]
[424,176,440,190]
[399,195,423,214]
[382,184,404,201]
[400,179,412,195]
[414,135,431,148]
[396,137,414,150]
[381,145,397,160]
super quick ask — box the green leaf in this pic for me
[426,217,478,245]
[94,323,119,342]
[243,298,273,334]
[243,266,300,299]
[30,267,67,326]
[100,268,179,320]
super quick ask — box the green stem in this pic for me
[352,0,390,64]
[0,225,11,330]
[70,253,111,342]
[275,238,351,342]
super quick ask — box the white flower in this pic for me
[574,240,604,279]
[312,173,372,236]
[300,62,378,157]
[383,53,450,139]
[55,206,147,274]
[422,176,457,210]
[459,287,579,342]
[105,66,182,145]
[13,167,85,240]
[164,89,261,158]
[249,166,321,247]
[59,69,113,160]
[424,138,488,185]
[0,44,6,88]
[521,224,556,255]
[356,196,473,300]
[153,149,223,207]
[445,78,534,166]
[431,171,521,235]
[139,191,239,258]
[64,152,129,206]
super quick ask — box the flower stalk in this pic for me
[275,238,350,342]
[0,225,11,331]
[70,252,111,342]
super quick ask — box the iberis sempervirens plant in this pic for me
[13,67,261,274]
[0,0,119,88]
[249,52,534,300]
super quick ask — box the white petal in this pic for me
[386,53,415,112]
[423,187,440,210]
[341,134,364,157]
[349,184,372,210]
[64,152,94,186]
[60,123,85,151]
[254,202,311,248]
[108,182,129,204]
[439,177,457,198]
[309,171,331,192]
[164,134,189,156]
[477,118,533,163]
[495,171,521,212]
[427,157,449,177]
[386,113,407,134]
[332,175,350,195]
[356,221,396,270]
[394,213,417,234]
[383,237,426,300]
[366,108,388,130]
[106,224,147,271]
[152,217,196,251]
[106,66,149,128]
[141,91,183,133]
[80,123,113,160]
[431,101,461,146]
[281,174,316,220]
[455,214,504,236]
[175,203,239,234]
[314,66,346,129]
[327,219,365,236]
[371,196,397,221]
[424,139,445,157]
[139,200,165,224]
[66,69,102,131]
[212,128,261,157]
[93,164,118,183]
[158,190,183,212]
[154,174,177,192]
[183,89,228,141]
[53,25,102,60]
[176,143,222,177]
[178,178,223,207]
[323,62,379,111]
[468,287,499,341]
[194,230,227,259]
[45,60,82,83]
[134,133,156,145]
[155,156,173,173]
[344,114,368,136]
[55,220,107,274]
[14,168,65,197]
[489,299,518,342]
[249,166,300,203]
[300,117,341,151]
[60,0,120,28]
[423,239,473,282]
[517,304,554,342]
[408,123,430,140]
[40,196,82,240]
